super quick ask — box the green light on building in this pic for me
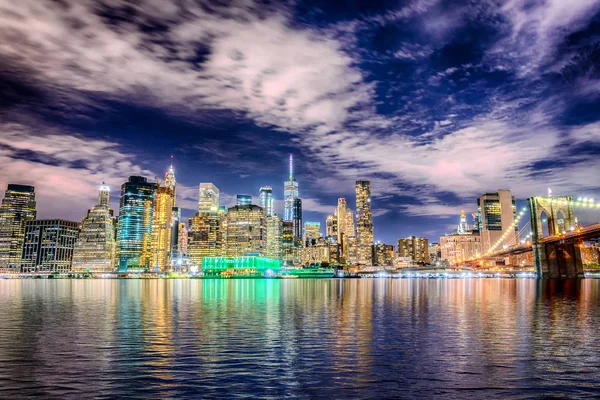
[202,256,281,272]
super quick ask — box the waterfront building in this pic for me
[397,236,430,264]
[188,212,224,266]
[336,198,355,257]
[259,186,274,217]
[177,222,188,255]
[355,180,374,265]
[151,165,176,270]
[345,235,358,265]
[293,198,302,239]
[281,221,301,266]
[21,219,80,273]
[72,183,116,272]
[266,215,283,261]
[302,237,331,265]
[170,207,181,260]
[0,184,36,272]
[225,204,266,257]
[373,243,395,267]
[304,221,321,244]
[440,233,481,265]
[236,194,252,206]
[326,213,337,239]
[284,154,299,223]
[199,183,219,213]
[428,242,441,264]
[477,190,518,253]
[116,176,157,271]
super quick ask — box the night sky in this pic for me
[1,0,600,244]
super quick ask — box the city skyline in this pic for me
[1,0,600,245]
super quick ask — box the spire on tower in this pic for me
[289,153,293,180]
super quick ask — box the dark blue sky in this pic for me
[1,0,599,244]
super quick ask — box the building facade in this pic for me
[397,236,430,264]
[293,198,302,239]
[188,212,224,266]
[266,215,283,261]
[225,204,266,257]
[236,194,252,206]
[355,180,374,265]
[72,183,116,272]
[21,219,80,273]
[151,166,176,270]
[326,213,337,239]
[477,190,518,253]
[304,221,321,244]
[373,243,395,267]
[0,184,36,272]
[440,233,482,265]
[198,183,219,213]
[116,176,157,271]
[259,186,274,217]
[284,154,300,224]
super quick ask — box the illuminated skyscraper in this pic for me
[345,236,358,265]
[21,219,80,273]
[457,210,469,234]
[259,186,274,217]
[72,183,116,272]
[266,215,283,261]
[326,213,337,239]
[151,166,176,270]
[397,236,430,264]
[199,183,219,213]
[293,198,302,238]
[281,221,296,265]
[188,212,224,266]
[477,190,518,253]
[116,176,157,271]
[304,222,321,244]
[355,180,373,265]
[236,194,252,206]
[225,204,266,257]
[373,243,395,267]
[178,222,188,255]
[0,184,36,272]
[170,207,181,259]
[284,154,299,222]
[336,198,354,256]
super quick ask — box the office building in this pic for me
[336,198,355,256]
[293,198,302,239]
[0,184,36,272]
[266,215,283,261]
[151,165,176,270]
[281,221,301,266]
[373,243,395,267]
[397,236,430,264]
[170,207,181,259]
[356,180,373,265]
[477,190,518,253]
[236,194,252,206]
[199,183,219,213]
[225,204,266,257]
[188,212,224,266]
[72,183,116,272]
[116,176,157,271]
[440,233,481,265]
[284,154,299,222]
[326,213,337,239]
[21,219,80,273]
[259,186,274,217]
[345,235,358,265]
[178,222,188,255]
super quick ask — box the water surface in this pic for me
[1,279,599,399]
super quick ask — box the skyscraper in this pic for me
[152,166,176,270]
[326,213,337,239]
[355,180,373,265]
[72,183,116,272]
[116,176,157,271]
[225,204,266,257]
[266,215,283,261]
[477,190,518,253]
[0,184,36,272]
[178,222,188,255]
[259,186,274,217]
[236,194,252,206]
[397,236,430,264]
[199,183,219,213]
[188,212,224,266]
[337,198,354,256]
[284,154,299,222]
[21,219,80,273]
[293,198,302,239]
[303,221,322,244]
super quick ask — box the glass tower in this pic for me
[236,194,252,206]
[284,154,299,222]
[0,184,36,272]
[116,176,157,271]
[259,186,274,217]
[199,183,219,213]
[355,180,373,265]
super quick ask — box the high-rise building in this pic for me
[151,166,176,270]
[373,243,395,266]
[477,190,518,253]
[336,198,354,257]
[178,222,188,255]
[236,194,252,206]
[72,183,116,272]
[397,236,430,264]
[440,233,481,265]
[266,215,283,261]
[199,183,219,213]
[116,176,157,271]
[170,207,181,259]
[284,154,299,222]
[293,198,302,238]
[345,235,358,265]
[355,180,373,265]
[326,213,338,239]
[188,212,224,266]
[281,221,296,266]
[259,186,274,217]
[0,184,36,272]
[225,204,266,257]
[21,219,80,273]
[303,222,321,244]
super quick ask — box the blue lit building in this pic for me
[236,194,252,206]
[284,154,300,238]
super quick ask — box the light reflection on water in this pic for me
[0,279,599,399]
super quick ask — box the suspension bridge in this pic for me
[466,195,600,279]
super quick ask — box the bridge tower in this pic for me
[528,196,583,279]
